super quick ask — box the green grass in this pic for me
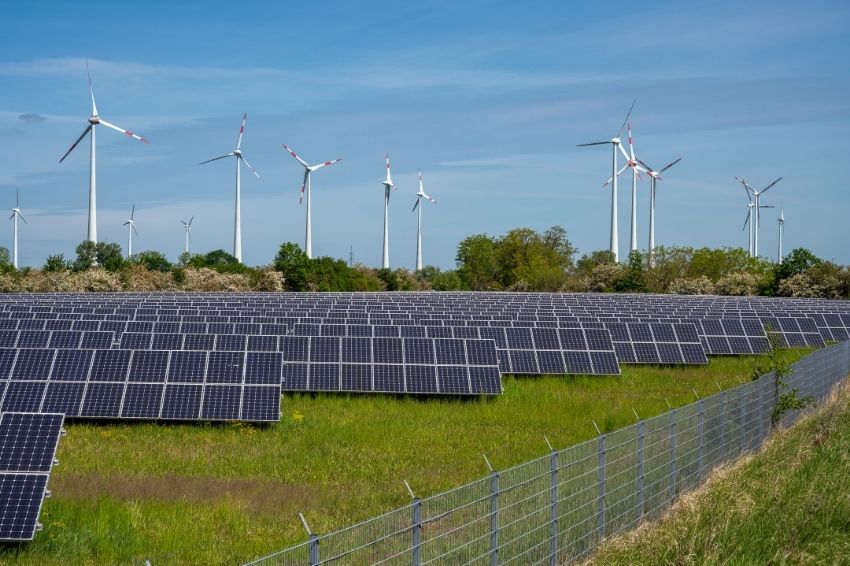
[587,379,850,565]
[0,352,810,565]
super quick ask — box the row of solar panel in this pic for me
[0,381,280,422]
[0,412,64,542]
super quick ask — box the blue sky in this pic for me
[1,0,849,268]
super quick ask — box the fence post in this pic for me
[719,389,727,462]
[697,397,704,481]
[549,447,559,566]
[404,480,421,566]
[594,421,606,540]
[298,513,319,566]
[636,418,644,520]
[669,407,677,503]
[484,455,499,566]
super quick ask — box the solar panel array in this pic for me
[605,322,708,364]
[0,349,281,422]
[0,412,64,541]
[280,336,502,394]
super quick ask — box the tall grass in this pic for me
[0,353,809,565]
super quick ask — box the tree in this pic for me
[43,254,69,272]
[456,234,499,290]
[575,250,616,278]
[493,226,575,291]
[131,250,172,272]
[273,242,311,291]
[0,247,10,266]
[73,241,125,272]
[613,250,648,292]
[72,241,98,271]
[430,269,462,290]
[188,249,248,274]
[774,248,822,282]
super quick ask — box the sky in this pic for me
[1,0,849,269]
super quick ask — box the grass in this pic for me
[0,351,811,565]
[586,379,850,565]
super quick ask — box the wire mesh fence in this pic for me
[246,341,850,566]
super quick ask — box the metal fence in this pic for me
[247,341,850,566]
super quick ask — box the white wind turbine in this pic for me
[59,61,149,243]
[412,171,437,271]
[735,176,781,258]
[181,216,195,255]
[9,189,26,269]
[380,153,397,269]
[577,99,636,262]
[200,113,260,263]
[777,208,785,264]
[122,204,139,258]
[622,123,647,252]
[635,157,681,267]
[281,144,342,259]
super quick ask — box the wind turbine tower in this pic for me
[59,61,149,243]
[577,99,636,262]
[200,113,260,263]
[181,216,195,255]
[412,171,437,271]
[381,154,397,269]
[735,176,781,258]
[636,157,681,267]
[122,204,138,258]
[282,144,342,259]
[9,189,26,269]
[777,208,785,264]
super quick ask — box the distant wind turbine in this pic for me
[122,204,138,258]
[181,216,195,255]
[735,176,781,258]
[777,208,785,264]
[381,153,397,269]
[412,171,437,271]
[281,144,342,259]
[623,123,647,253]
[577,99,636,262]
[200,113,260,263]
[9,189,26,269]
[636,157,681,267]
[59,60,149,243]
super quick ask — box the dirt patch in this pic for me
[51,473,316,517]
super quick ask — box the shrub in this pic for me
[715,272,758,296]
[668,276,716,295]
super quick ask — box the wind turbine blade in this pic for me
[8,213,14,221]
[310,158,342,171]
[411,198,420,212]
[130,204,135,220]
[282,144,310,168]
[617,143,630,162]
[734,176,755,193]
[617,98,636,138]
[239,155,261,179]
[760,205,775,209]
[87,58,98,116]
[636,158,654,173]
[199,153,234,165]
[627,122,636,160]
[59,125,92,163]
[132,223,139,237]
[18,212,26,224]
[299,170,309,204]
[658,158,681,173]
[577,141,611,147]
[603,164,630,186]
[760,177,782,194]
[189,215,194,226]
[236,113,247,150]
[16,188,19,209]
[98,119,149,143]
[742,210,751,230]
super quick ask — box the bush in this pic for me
[43,254,69,272]
[715,272,758,296]
[668,276,716,295]
[131,251,172,272]
[588,263,623,292]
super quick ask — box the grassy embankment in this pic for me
[0,351,810,565]
[587,378,850,565]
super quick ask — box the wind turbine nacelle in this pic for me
[88,115,100,125]
[233,149,242,157]
[611,137,621,144]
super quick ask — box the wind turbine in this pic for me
[777,208,785,264]
[578,99,636,262]
[59,60,149,243]
[200,113,260,263]
[9,189,26,269]
[181,216,195,255]
[122,204,138,258]
[743,198,755,256]
[623,123,647,253]
[380,153,397,269]
[636,157,681,267]
[735,176,781,258]
[281,144,342,259]
[412,171,437,271]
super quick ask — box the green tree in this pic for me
[455,234,499,290]
[493,226,575,291]
[131,250,172,272]
[430,269,462,290]
[613,250,648,292]
[273,243,311,291]
[96,242,125,271]
[774,248,822,282]
[43,254,69,272]
[72,241,98,271]
[0,247,11,266]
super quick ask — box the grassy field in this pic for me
[587,380,850,565]
[0,352,810,565]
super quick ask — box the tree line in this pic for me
[0,228,847,298]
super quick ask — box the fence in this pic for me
[247,341,850,566]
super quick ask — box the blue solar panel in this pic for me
[161,384,202,419]
[80,382,125,417]
[121,383,165,418]
[128,350,169,383]
[206,352,244,384]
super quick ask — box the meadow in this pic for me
[0,352,809,565]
